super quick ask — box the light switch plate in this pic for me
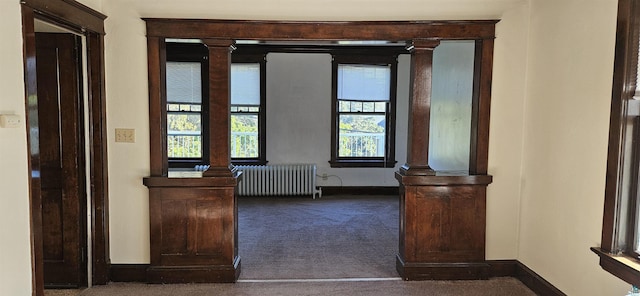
[115,128,135,143]
[0,114,21,128]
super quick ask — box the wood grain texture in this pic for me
[147,37,167,176]
[143,18,498,284]
[469,39,494,174]
[21,1,110,291]
[401,40,440,176]
[396,174,491,280]
[145,177,240,283]
[36,32,86,288]
[22,0,105,34]
[145,19,497,40]
[203,39,236,177]
[87,32,111,285]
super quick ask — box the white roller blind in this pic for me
[166,62,202,104]
[338,64,391,101]
[231,63,261,105]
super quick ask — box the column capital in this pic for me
[405,39,440,52]
[202,38,237,51]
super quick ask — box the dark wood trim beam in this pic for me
[234,44,408,55]
[203,39,237,177]
[396,174,493,186]
[469,39,494,175]
[21,6,45,295]
[87,32,111,285]
[400,39,440,176]
[21,0,106,34]
[147,37,167,176]
[144,19,497,40]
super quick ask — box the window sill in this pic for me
[232,159,268,166]
[329,159,396,168]
[169,159,206,169]
[591,247,640,287]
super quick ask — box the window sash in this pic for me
[230,113,260,159]
[167,111,203,159]
[337,110,387,158]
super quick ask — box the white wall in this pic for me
[485,2,530,260]
[0,2,34,295]
[517,0,630,295]
[266,52,409,187]
[102,2,151,263]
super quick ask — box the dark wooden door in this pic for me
[35,32,87,288]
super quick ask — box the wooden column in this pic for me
[400,39,440,176]
[143,38,241,283]
[396,39,492,280]
[203,39,237,177]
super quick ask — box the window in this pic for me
[166,43,209,168]
[593,0,640,287]
[330,55,397,167]
[230,54,266,164]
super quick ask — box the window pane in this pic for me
[338,114,385,157]
[168,104,180,111]
[231,114,259,158]
[338,64,390,101]
[231,63,261,105]
[351,101,363,112]
[166,62,202,104]
[362,102,375,112]
[339,101,351,112]
[375,102,386,112]
[167,113,202,158]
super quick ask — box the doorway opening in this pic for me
[33,18,89,289]
[21,1,109,295]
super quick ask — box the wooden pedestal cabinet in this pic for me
[143,176,241,283]
[395,173,493,280]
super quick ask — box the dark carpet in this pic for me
[238,195,399,280]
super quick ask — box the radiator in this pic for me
[235,164,320,198]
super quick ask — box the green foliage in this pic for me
[231,114,259,158]
[339,115,385,157]
[167,113,202,158]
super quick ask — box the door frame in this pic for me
[20,1,109,295]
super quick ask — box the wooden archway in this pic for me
[143,19,496,282]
